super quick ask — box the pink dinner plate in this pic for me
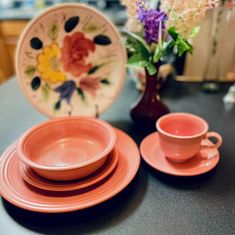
[0,129,140,213]
[15,3,126,118]
[19,149,118,192]
[140,132,220,176]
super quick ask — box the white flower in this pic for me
[126,19,142,33]
[120,0,142,32]
[161,0,219,38]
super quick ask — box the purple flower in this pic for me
[137,0,167,44]
[55,80,76,104]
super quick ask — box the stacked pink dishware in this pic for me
[0,117,140,213]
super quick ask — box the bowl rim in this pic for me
[17,117,116,171]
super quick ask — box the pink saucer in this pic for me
[19,149,118,192]
[140,132,220,176]
[0,129,140,213]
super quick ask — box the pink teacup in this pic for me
[156,113,222,162]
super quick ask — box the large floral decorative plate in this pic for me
[15,3,127,117]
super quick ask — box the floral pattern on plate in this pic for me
[16,4,126,117]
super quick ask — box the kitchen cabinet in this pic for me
[0,20,28,83]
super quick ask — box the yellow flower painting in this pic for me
[37,43,66,84]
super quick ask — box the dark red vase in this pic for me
[130,63,170,133]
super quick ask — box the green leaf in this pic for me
[41,83,51,101]
[153,45,163,63]
[146,63,157,75]
[126,36,150,61]
[168,27,178,41]
[100,79,110,85]
[164,40,175,55]
[77,88,85,101]
[124,30,150,53]
[135,41,150,60]
[187,42,193,54]
[24,65,36,77]
[54,100,61,110]
[175,37,193,56]
[168,27,193,56]
[190,26,200,38]
[127,54,148,67]
[48,22,59,41]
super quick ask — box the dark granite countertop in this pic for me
[0,77,234,235]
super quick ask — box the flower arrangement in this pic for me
[121,0,219,75]
[122,0,220,131]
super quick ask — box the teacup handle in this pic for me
[202,132,222,149]
[200,132,222,160]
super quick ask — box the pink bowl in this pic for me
[17,117,116,181]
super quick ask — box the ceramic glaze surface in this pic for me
[15,4,126,117]
[20,149,118,192]
[130,63,169,133]
[0,128,140,213]
[156,113,222,162]
[158,113,207,136]
[17,117,116,181]
[29,136,105,167]
[140,132,220,176]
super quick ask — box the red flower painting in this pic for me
[80,76,101,97]
[61,32,95,77]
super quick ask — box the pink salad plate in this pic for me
[15,3,126,118]
[19,149,118,192]
[0,129,140,213]
[17,117,116,181]
[140,132,220,176]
